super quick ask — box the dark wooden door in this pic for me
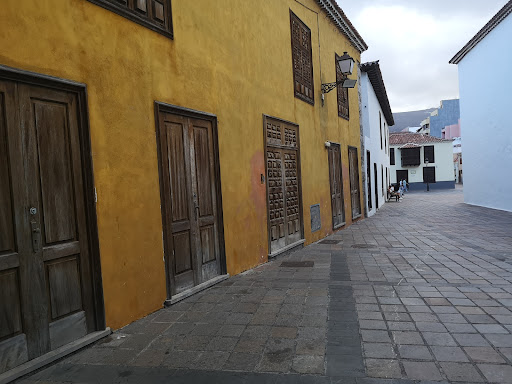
[328,144,345,229]
[396,170,408,185]
[366,151,372,210]
[348,147,361,219]
[264,116,303,255]
[423,167,436,183]
[157,111,222,296]
[374,163,378,208]
[0,81,95,373]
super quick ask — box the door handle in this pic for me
[194,204,199,220]
[30,220,41,253]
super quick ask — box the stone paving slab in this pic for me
[16,188,512,383]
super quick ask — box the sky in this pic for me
[337,0,509,113]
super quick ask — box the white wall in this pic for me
[361,73,390,216]
[458,14,512,212]
[390,142,454,185]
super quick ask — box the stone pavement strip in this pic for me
[17,188,512,383]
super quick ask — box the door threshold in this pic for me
[0,328,111,384]
[164,274,230,306]
[268,239,305,258]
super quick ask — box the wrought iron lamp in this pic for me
[321,52,357,94]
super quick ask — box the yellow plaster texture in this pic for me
[0,0,365,329]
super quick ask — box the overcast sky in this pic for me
[337,0,509,113]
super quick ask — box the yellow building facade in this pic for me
[0,0,367,375]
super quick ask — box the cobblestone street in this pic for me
[18,187,512,383]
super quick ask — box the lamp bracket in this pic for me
[321,80,343,94]
[321,79,357,94]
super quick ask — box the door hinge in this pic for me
[94,188,97,203]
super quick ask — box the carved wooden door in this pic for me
[328,144,345,229]
[157,111,221,296]
[0,81,95,373]
[348,146,361,219]
[264,117,303,255]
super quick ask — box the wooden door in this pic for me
[396,170,408,185]
[374,163,378,208]
[348,146,361,219]
[157,111,222,296]
[328,144,345,229]
[264,116,303,255]
[0,81,96,373]
[366,151,372,210]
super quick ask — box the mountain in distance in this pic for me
[390,108,436,133]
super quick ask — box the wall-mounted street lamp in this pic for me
[321,52,357,95]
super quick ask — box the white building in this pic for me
[389,133,454,191]
[360,61,393,216]
[450,0,512,212]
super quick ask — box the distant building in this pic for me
[442,120,461,140]
[360,61,394,217]
[429,99,460,138]
[450,0,512,212]
[390,133,454,190]
[418,117,430,135]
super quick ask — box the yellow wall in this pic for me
[0,0,364,329]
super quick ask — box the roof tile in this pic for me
[390,132,452,146]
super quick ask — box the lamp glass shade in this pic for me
[338,52,354,75]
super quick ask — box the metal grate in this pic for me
[351,244,374,248]
[280,261,314,268]
[319,239,340,245]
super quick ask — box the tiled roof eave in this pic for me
[361,61,394,126]
[315,0,368,53]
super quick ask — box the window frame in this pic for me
[336,53,349,119]
[88,0,173,39]
[401,147,421,166]
[390,148,395,165]
[424,145,435,163]
[290,10,315,105]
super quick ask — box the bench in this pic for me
[388,190,401,202]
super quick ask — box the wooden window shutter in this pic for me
[336,53,349,119]
[290,11,314,105]
[88,0,173,38]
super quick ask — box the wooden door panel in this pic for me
[33,101,76,244]
[200,226,215,263]
[172,232,193,275]
[348,147,361,219]
[193,126,213,216]
[46,257,83,320]
[328,145,344,229]
[0,269,22,340]
[267,149,286,253]
[161,115,196,293]
[0,93,15,253]
[190,119,220,281]
[334,149,344,225]
[283,150,301,243]
[166,121,190,223]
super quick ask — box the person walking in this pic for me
[402,179,408,193]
